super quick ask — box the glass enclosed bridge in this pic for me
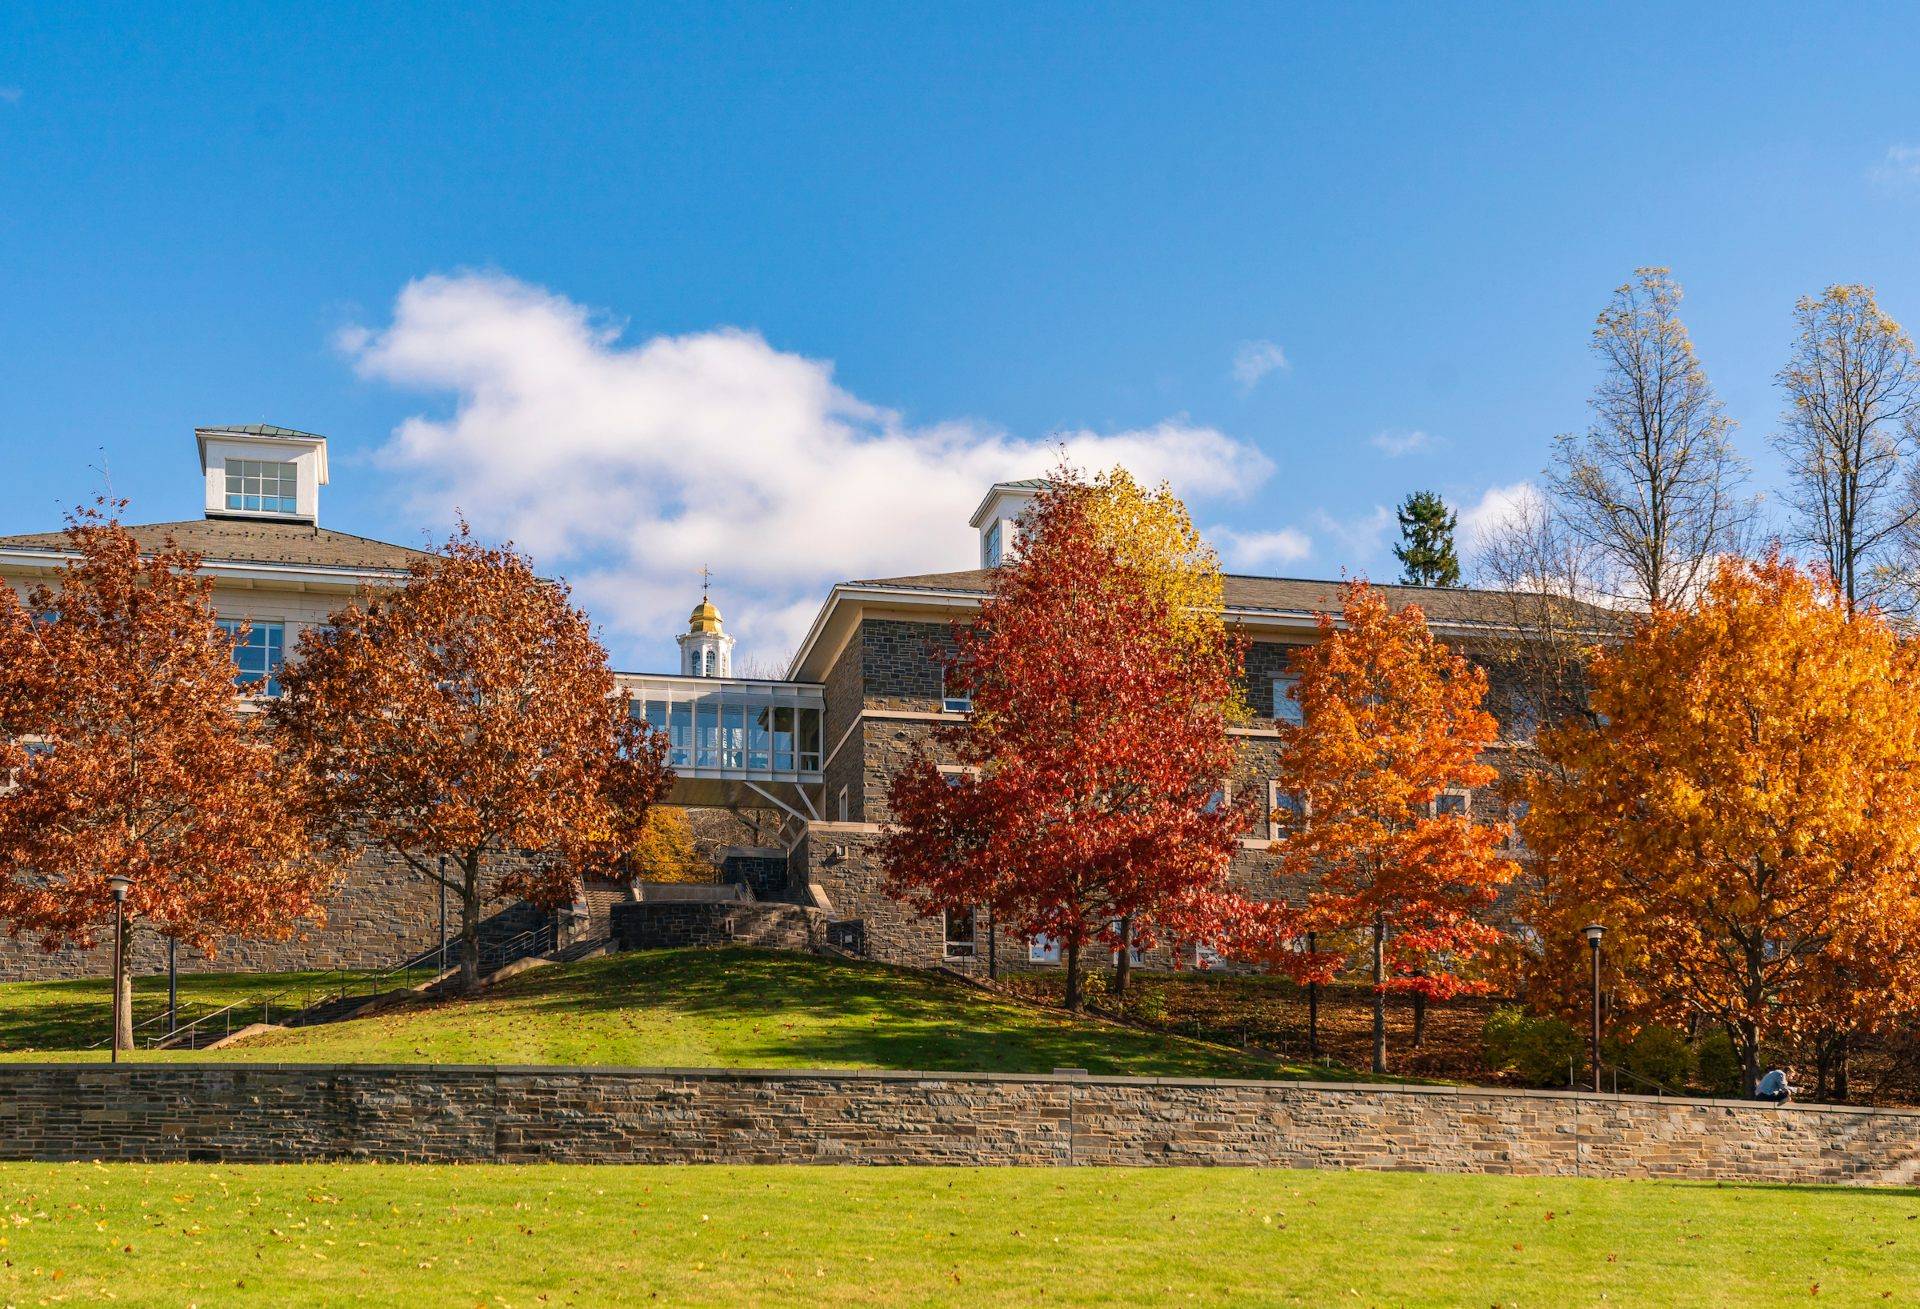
[615,673,827,822]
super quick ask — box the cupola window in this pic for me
[225,459,300,515]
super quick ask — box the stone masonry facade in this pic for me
[795,616,1541,976]
[0,844,542,983]
[5,1064,1919,1186]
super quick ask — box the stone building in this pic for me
[0,425,525,982]
[632,479,1553,976]
[0,436,1554,983]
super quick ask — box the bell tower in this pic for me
[677,571,735,678]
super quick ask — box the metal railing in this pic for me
[91,917,559,1051]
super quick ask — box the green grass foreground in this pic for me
[1,1164,1914,1307]
[1,949,1343,1079]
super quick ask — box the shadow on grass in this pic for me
[0,971,374,1054]
[433,947,1334,1079]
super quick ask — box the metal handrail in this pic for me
[89,916,559,1051]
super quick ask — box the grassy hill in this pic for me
[2,948,1345,1079]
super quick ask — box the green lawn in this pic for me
[2,949,1340,1079]
[0,967,404,1055]
[1,1163,1913,1306]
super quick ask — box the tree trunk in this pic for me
[114,917,134,1054]
[1113,916,1133,1000]
[1833,1030,1851,1102]
[1813,1034,1833,1102]
[1738,1018,1760,1099]
[1064,938,1082,1012]
[1371,913,1387,1075]
[458,853,482,993]
[1411,989,1427,1049]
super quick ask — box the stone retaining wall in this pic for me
[610,902,828,953]
[3,1065,1918,1185]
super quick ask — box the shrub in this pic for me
[1624,1024,1695,1092]
[1695,1029,1741,1095]
[1482,1008,1582,1088]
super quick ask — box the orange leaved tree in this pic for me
[1522,554,1920,1095]
[881,470,1255,1010]
[1272,581,1516,1074]
[0,505,337,1048]
[273,525,673,990]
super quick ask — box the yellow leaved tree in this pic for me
[1521,553,1920,1096]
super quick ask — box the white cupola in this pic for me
[968,479,1044,568]
[196,424,329,525]
[678,588,735,678]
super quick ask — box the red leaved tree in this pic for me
[273,524,672,990]
[881,471,1255,1010]
[1269,581,1516,1073]
[0,504,337,1047]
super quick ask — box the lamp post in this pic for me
[1582,923,1606,1093]
[106,875,132,1063]
[1306,930,1320,1058]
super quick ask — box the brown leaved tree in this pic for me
[273,524,673,990]
[0,504,337,1048]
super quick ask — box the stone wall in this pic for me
[4,1064,1918,1185]
[0,848,543,984]
[610,901,828,953]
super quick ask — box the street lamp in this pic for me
[1582,923,1606,1093]
[106,875,132,1064]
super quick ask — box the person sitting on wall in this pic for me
[1754,1067,1797,1105]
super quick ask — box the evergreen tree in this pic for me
[1393,490,1462,586]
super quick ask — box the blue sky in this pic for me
[3,3,1919,669]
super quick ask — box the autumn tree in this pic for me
[881,469,1254,1010]
[1271,581,1516,1074]
[1521,554,1920,1095]
[1393,490,1462,587]
[629,807,706,883]
[0,505,336,1048]
[1773,284,1920,612]
[1548,267,1752,608]
[273,525,673,990]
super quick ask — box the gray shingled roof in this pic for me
[0,518,430,572]
[194,423,326,442]
[852,568,1614,628]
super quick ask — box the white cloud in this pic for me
[0,87,21,105]
[1870,143,1920,189]
[343,271,1276,667]
[1458,481,1546,555]
[1369,428,1437,458]
[1230,339,1290,392]
[1212,525,1313,572]
[1311,504,1394,560]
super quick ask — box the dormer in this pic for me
[196,424,329,525]
[968,479,1044,568]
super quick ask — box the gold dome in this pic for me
[688,597,723,634]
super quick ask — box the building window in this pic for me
[1272,674,1303,726]
[223,459,299,515]
[218,620,286,697]
[942,667,972,714]
[1204,785,1228,813]
[982,520,1004,568]
[837,786,849,822]
[944,907,977,959]
[1268,783,1305,841]
[1434,790,1471,819]
[1190,941,1221,970]
[1028,934,1061,964]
